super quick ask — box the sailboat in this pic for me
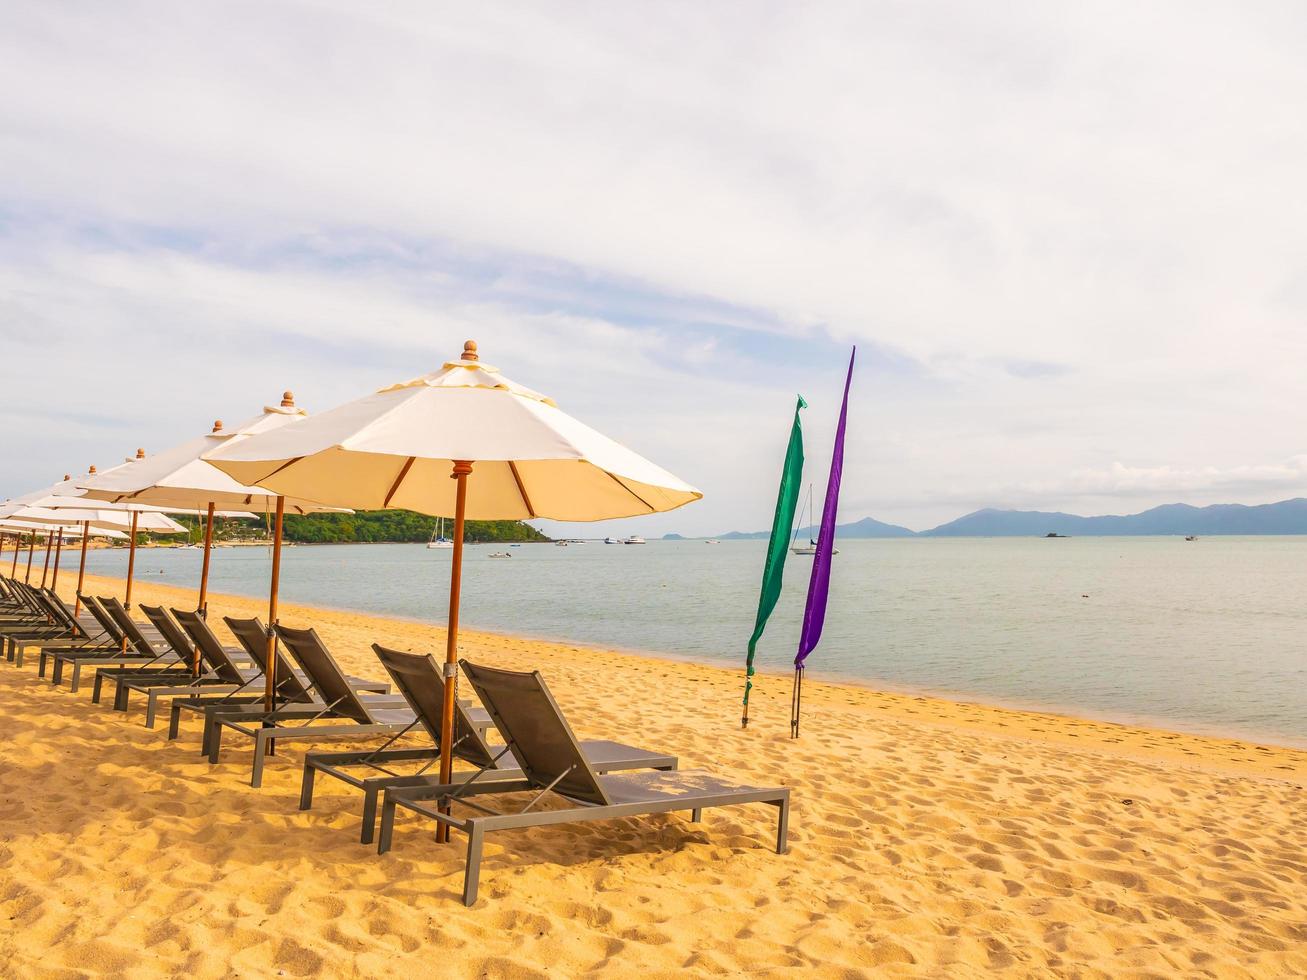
[791,483,838,556]
[427,517,454,549]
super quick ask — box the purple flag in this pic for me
[795,348,855,668]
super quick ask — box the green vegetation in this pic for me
[162,510,549,545]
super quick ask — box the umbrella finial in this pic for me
[63,474,71,481]
[212,420,224,432]
[461,340,479,362]
[282,391,295,407]
[135,448,146,459]
[88,465,97,475]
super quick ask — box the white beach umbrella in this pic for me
[205,340,701,822]
[76,393,347,628]
[0,518,127,589]
[1,459,197,613]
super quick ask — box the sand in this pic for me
[1,572,1305,978]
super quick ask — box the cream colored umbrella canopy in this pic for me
[76,395,348,629]
[206,349,701,520]
[204,340,701,833]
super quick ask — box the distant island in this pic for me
[704,498,1307,539]
[166,510,549,544]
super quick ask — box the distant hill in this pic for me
[718,515,916,540]
[709,498,1307,540]
[662,533,686,540]
[921,499,1307,536]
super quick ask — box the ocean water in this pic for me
[73,536,1307,747]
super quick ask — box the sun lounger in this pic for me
[41,596,170,691]
[90,601,194,706]
[95,605,265,727]
[162,612,385,746]
[377,660,789,906]
[301,645,677,844]
[204,622,417,788]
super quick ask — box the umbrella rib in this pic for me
[604,471,655,513]
[508,462,537,518]
[383,456,417,508]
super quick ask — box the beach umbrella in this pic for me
[77,393,345,624]
[206,340,700,835]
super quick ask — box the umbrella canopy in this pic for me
[205,347,701,520]
[0,520,126,539]
[77,394,347,515]
[205,340,700,840]
[0,504,186,534]
[74,394,348,636]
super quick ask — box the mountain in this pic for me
[717,515,916,540]
[921,499,1307,536]
[662,533,686,540]
[712,498,1307,540]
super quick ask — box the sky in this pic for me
[2,2,1306,536]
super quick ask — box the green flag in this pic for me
[742,394,806,727]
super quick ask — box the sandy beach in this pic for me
[1,572,1304,977]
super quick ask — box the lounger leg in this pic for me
[377,797,397,855]
[206,720,223,764]
[38,652,48,678]
[360,787,379,845]
[50,656,62,684]
[463,825,484,907]
[115,680,131,712]
[92,671,104,703]
[69,662,82,693]
[776,797,790,854]
[168,703,184,740]
[145,692,160,729]
[15,644,25,668]
[299,763,316,811]
[251,731,268,788]
[690,808,702,823]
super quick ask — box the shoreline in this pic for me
[66,566,1307,754]
[71,571,1307,781]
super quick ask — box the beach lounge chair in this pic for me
[377,661,790,906]
[90,601,194,706]
[300,645,677,844]
[2,587,94,664]
[41,596,170,691]
[205,622,420,788]
[96,605,265,727]
[163,612,386,746]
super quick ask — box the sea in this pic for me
[74,536,1307,748]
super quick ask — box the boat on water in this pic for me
[705,539,721,545]
[488,551,511,559]
[604,536,619,544]
[790,483,838,556]
[623,535,646,545]
[555,540,569,547]
[510,543,521,548]
[427,517,454,549]
[1185,535,1198,541]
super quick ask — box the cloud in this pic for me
[2,2,1306,533]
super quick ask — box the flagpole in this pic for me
[790,348,855,739]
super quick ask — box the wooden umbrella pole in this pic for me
[124,511,140,608]
[9,533,17,576]
[197,501,216,620]
[75,521,90,617]
[51,529,64,591]
[264,496,286,714]
[437,460,473,844]
[25,533,36,583]
[39,532,53,588]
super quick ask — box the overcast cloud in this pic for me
[2,2,1305,534]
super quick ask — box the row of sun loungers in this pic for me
[0,573,789,905]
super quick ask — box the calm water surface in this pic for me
[78,537,1307,746]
